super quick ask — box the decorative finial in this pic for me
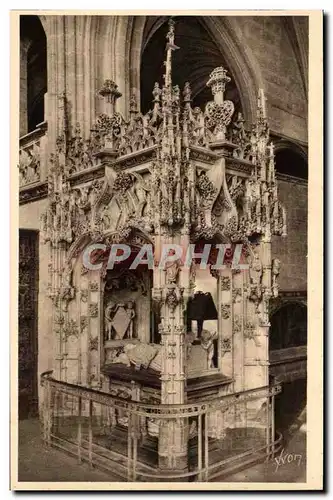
[164,18,180,90]
[129,92,138,113]
[206,67,231,105]
[183,82,191,103]
[257,89,267,119]
[268,141,275,183]
[99,80,122,113]
[204,66,234,141]
[166,18,178,49]
[152,82,161,103]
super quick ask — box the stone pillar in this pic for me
[153,232,189,474]
[243,239,271,392]
[232,267,245,392]
[242,238,272,436]
[218,269,233,378]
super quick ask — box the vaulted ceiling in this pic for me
[140,16,241,115]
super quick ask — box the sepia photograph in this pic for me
[12,10,323,490]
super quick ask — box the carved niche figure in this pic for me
[200,329,218,369]
[59,265,75,311]
[248,249,263,308]
[272,258,281,298]
[105,300,116,341]
[131,173,151,218]
[126,300,136,339]
[165,249,182,284]
[104,300,136,341]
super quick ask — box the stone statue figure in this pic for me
[272,258,281,279]
[248,250,263,307]
[165,250,181,284]
[272,258,281,298]
[200,329,217,369]
[126,300,136,339]
[104,300,116,341]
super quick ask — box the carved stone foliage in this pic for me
[221,304,231,320]
[197,171,217,210]
[194,157,239,241]
[89,336,99,351]
[40,174,105,247]
[80,315,88,331]
[62,319,79,341]
[232,288,242,303]
[221,338,232,352]
[244,320,261,346]
[89,280,99,291]
[165,287,180,312]
[104,269,147,296]
[221,277,231,291]
[89,303,98,317]
[233,315,242,334]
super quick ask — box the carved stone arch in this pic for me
[65,232,95,276]
[273,139,308,180]
[63,228,154,292]
[269,300,307,350]
[274,139,308,160]
[194,157,239,242]
[66,226,154,267]
[269,297,307,318]
[103,227,154,246]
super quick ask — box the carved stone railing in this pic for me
[19,122,47,188]
[41,371,282,482]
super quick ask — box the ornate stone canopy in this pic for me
[39,17,287,472]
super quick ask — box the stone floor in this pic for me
[17,419,306,484]
[223,424,307,483]
[18,419,120,482]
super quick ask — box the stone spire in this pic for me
[163,18,179,90]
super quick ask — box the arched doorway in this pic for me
[270,302,307,350]
[269,302,307,438]
[274,378,306,437]
[274,146,308,180]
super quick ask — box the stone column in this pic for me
[243,239,271,392]
[218,269,233,378]
[153,232,189,474]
